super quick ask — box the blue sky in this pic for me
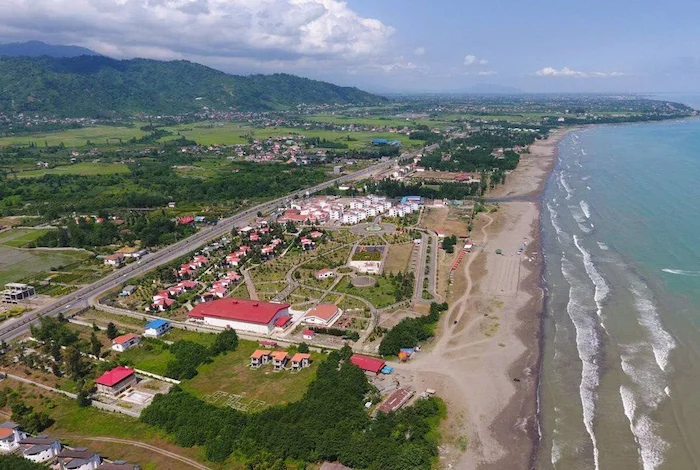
[0,0,698,93]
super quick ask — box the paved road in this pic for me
[0,157,403,342]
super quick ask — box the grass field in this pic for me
[16,162,131,178]
[119,339,173,376]
[0,228,53,247]
[0,125,148,147]
[181,340,322,409]
[0,229,92,286]
[384,244,415,274]
[335,276,398,308]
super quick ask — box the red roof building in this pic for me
[178,216,195,225]
[188,298,290,334]
[350,355,386,374]
[274,315,292,328]
[95,366,136,395]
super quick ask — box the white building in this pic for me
[2,283,35,303]
[19,435,62,463]
[57,448,101,470]
[143,319,170,337]
[302,304,342,327]
[188,298,290,335]
[111,333,141,352]
[0,422,26,452]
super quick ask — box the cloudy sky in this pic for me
[1,0,699,93]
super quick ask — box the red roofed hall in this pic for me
[303,303,341,327]
[350,354,386,374]
[188,297,290,334]
[95,366,136,396]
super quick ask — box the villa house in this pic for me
[290,353,311,371]
[0,422,27,453]
[95,366,136,396]
[111,333,141,352]
[250,350,271,369]
[57,448,101,470]
[144,319,170,337]
[271,351,289,371]
[19,434,62,463]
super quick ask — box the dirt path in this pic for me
[83,437,211,470]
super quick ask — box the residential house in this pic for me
[19,434,62,463]
[150,297,175,312]
[95,366,136,396]
[271,351,289,371]
[0,421,27,452]
[103,254,124,267]
[119,285,136,297]
[290,353,311,371]
[144,319,170,337]
[302,329,315,340]
[250,350,271,369]
[57,448,101,470]
[111,333,141,352]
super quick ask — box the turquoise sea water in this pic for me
[537,116,700,469]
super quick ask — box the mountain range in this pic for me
[0,40,99,58]
[0,42,386,116]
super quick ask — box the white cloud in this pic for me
[464,54,477,66]
[0,0,394,65]
[535,66,624,78]
[477,70,497,76]
[414,46,426,56]
[464,54,489,67]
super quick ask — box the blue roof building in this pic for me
[144,319,171,337]
[372,138,389,145]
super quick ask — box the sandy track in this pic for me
[83,437,211,470]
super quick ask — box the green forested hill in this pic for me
[0,56,386,116]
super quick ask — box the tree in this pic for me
[64,345,89,380]
[210,329,239,355]
[106,322,118,340]
[298,343,310,353]
[90,332,102,357]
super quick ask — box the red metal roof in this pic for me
[274,315,292,327]
[95,366,134,387]
[350,354,386,374]
[112,333,140,345]
[304,303,339,322]
[188,298,289,325]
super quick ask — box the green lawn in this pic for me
[0,245,92,287]
[335,276,398,308]
[0,125,148,147]
[181,340,323,409]
[118,339,174,376]
[16,162,131,178]
[1,229,53,247]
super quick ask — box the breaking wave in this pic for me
[661,268,700,276]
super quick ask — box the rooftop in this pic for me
[350,354,386,374]
[145,319,169,329]
[304,303,340,322]
[188,298,289,325]
[112,333,140,345]
[95,366,135,387]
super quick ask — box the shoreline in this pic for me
[481,127,574,470]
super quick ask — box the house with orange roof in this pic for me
[0,421,27,452]
[250,349,272,369]
[271,351,289,371]
[111,333,141,352]
[290,353,311,371]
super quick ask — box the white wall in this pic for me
[191,307,289,335]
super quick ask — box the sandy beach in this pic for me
[391,128,571,469]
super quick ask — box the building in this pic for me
[111,333,141,352]
[95,366,136,396]
[302,329,315,340]
[315,269,335,280]
[19,434,62,463]
[303,304,341,327]
[290,353,311,371]
[187,298,290,335]
[274,315,292,329]
[2,283,35,303]
[350,355,386,374]
[376,388,415,415]
[250,350,271,369]
[0,421,27,452]
[57,448,101,470]
[103,254,124,267]
[144,319,170,337]
[119,285,136,297]
[271,351,289,371]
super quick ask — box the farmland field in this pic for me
[0,125,148,147]
[16,162,131,178]
[0,229,92,286]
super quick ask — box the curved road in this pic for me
[83,437,211,470]
[0,157,407,342]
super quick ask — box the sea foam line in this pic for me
[561,255,601,470]
[661,268,700,277]
[579,200,591,219]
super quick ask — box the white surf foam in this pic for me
[560,255,601,470]
[597,242,609,251]
[581,149,587,156]
[574,235,609,329]
[629,279,676,372]
[579,200,591,219]
[620,383,669,470]
[661,268,700,276]
[559,173,574,200]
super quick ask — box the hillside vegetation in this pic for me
[0,56,386,116]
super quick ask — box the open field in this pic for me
[181,340,322,409]
[306,114,440,128]
[0,125,148,147]
[335,275,398,308]
[119,339,174,376]
[0,230,92,286]
[0,228,54,247]
[384,243,415,274]
[15,162,131,178]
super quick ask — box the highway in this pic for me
[0,156,408,342]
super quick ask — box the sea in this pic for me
[536,100,700,470]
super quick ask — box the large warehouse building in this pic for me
[187,298,291,334]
